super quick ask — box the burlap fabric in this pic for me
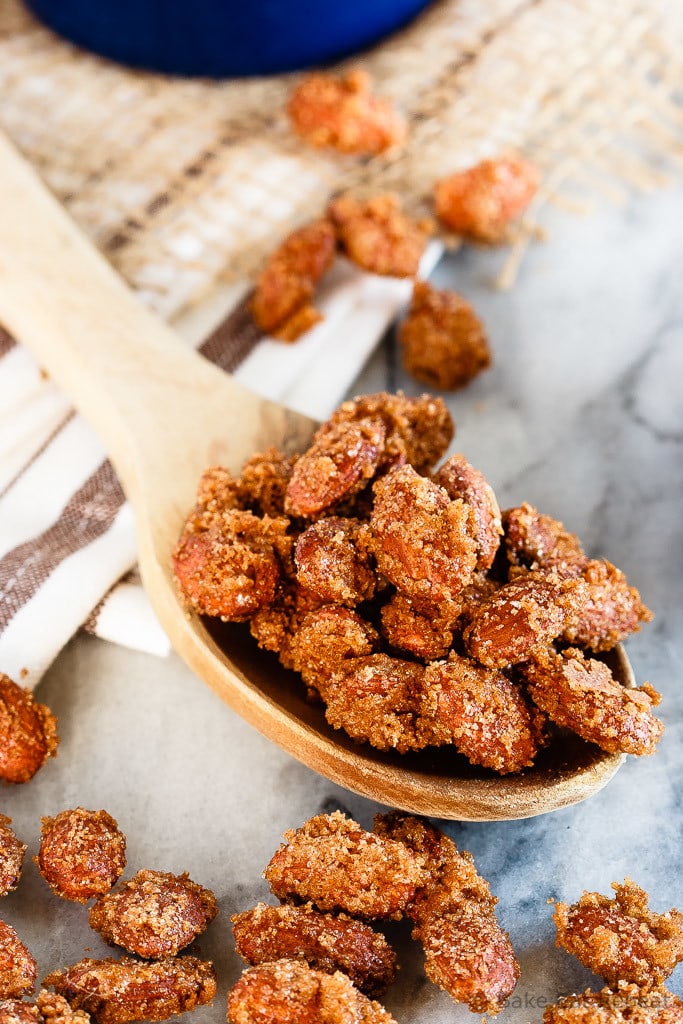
[1,0,681,318]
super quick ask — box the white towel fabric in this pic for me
[0,243,442,688]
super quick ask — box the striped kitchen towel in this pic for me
[0,244,441,688]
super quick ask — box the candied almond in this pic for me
[192,466,241,522]
[463,571,588,668]
[375,814,519,1014]
[454,572,504,632]
[251,263,313,336]
[248,582,329,673]
[89,869,218,959]
[249,604,297,667]
[0,919,37,998]
[264,811,426,920]
[43,956,216,1024]
[418,902,520,1014]
[0,674,59,785]
[348,392,453,473]
[250,219,335,339]
[380,593,456,661]
[369,464,478,606]
[323,653,426,753]
[328,193,432,278]
[287,69,407,155]
[503,503,588,574]
[37,808,126,903]
[265,219,336,282]
[294,518,376,606]
[502,508,653,649]
[543,983,683,1024]
[0,816,26,898]
[285,414,386,518]
[0,999,42,1024]
[435,155,539,242]
[344,391,455,474]
[522,647,663,756]
[36,990,91,1024]
[173,510,287,621]
[289,606,378,698]
[237,448,296,517]
[227,959,397,1024]
[373,813,493,913]
[434,453,502,570]
[400,281,491,391]
[287,393,454,509]
[420,653,546,773]
[553,880,683,990]
[232,902,397,996]
[564,558,654,652]
[271,303,323,342]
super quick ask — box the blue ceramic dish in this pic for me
[26,0,432,77]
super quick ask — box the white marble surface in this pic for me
[2,185,682,1024]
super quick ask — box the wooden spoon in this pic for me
[0,133,632,820]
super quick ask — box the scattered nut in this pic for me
[0,920,37,998]
[545,881,683,1024]
[227,958,397,1024]
[250,219,335,340]
[43,956,216,1024]
[228,810,521,1016]
[0,817,26,898]
[400,281,491,391]
[36,990,91,1024]
[0,998,42,1024]
[37,809,126,903]
[554,880,683,990]
[0,675,59,785]
[375,813,519,1014]
[89,870,218,959]
[544,984,683,1024]
[264,811,426,921]
[287,70,407,155]
[435,155,539,242]
[232,902,397,996]
[328,193,432,278]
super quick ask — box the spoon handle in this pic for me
[0,130,259,492]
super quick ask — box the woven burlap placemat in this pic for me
[1,0,681,318]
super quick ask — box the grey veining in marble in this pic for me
[1,185,682,1024]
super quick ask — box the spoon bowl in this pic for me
[0,132,631,819]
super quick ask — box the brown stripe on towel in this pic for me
[199,293,263,374]
[0,411,75,501]
[82,568,139,635]
[82,592,108,636]
[0,460,125,630]
[0,326,17,358]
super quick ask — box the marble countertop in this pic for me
[2,184,682,1024]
